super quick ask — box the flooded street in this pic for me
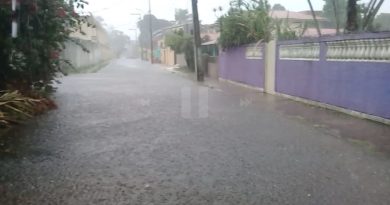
[1,59,390,205]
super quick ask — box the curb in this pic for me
[217,78,390,126]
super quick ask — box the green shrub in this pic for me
[219,0,272,49]
[0,0,88,91]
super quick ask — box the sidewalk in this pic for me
[168,66,390,156]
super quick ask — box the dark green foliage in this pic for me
[272,4,286,11]
[346,0,359,32]
[137,15,172,48]
[274,19,301,41]
[0,0,89,91]
[175,9,189,24]
[361,0,385,31]
[219,0,272,49]
[219,14,254,49]
[323,0,348,29]
[374,13,390,31]
[165,30,194,70]
[321,0,385,33]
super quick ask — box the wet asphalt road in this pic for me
[1,59,390,205]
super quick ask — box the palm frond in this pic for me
[0,91,41,127]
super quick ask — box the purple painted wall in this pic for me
[219,45,264,88]
[276,33,390,119]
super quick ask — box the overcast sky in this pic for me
[85,0,390,38]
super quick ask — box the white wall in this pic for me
[62,39,113,69]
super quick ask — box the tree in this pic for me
[274,18,304,40]
[323,0,347,29]
[322,0,384,33]
[108,30,131,57]
[175,9,189,24]
[345,0,358,32]
[137,15,172,48]
[272,4,286,11]
[219,12,254,49]
[165,30,194,70]
[307,0,322,36]
[374,13,390,31]
[362,0,385,31]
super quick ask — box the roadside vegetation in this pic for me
[165,29,195,70]
[219,0,273,49]
[0,91,56,129]
[0,0,89,132]
[164,9,196,71]
[218,0,386,49]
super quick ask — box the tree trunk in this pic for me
[191,0,203,81]
[345,0,358,33]
[307,0,321,37]
[363,0,384,30]
[331,0,340,34]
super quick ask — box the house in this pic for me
[151,23,191,65]
[201,24,220,58]
[270,10,337,37]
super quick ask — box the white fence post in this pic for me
[264,40,277,94]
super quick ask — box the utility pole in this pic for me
[11,0,18,38]
[191,0,203,81]
[130,13,142,59]
[149,0,154,64]
[129,29,139,57]
[331,0,340,34]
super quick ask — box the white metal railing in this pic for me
[326,38,390,62]
[245,46,263,59]
[279,43,320,61]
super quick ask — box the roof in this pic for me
[153,23,193,36]
[303,28,338,37]
[201,32,220,41]
[202,40,218,46]
[270,10,326,21]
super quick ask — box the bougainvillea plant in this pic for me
[0,0,89,93]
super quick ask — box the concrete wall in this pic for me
[207,57,219,79]
[64,16,113,69]
[62,39,112,69]
[219,45,265,88]
[176,54,187,67]
[70,16,109,45]
[276,33,390,119]
[160,48,175,66]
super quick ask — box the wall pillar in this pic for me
[264,39,277,94]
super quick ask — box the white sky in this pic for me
[85,0,390,39]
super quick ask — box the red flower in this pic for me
[72,10,78,17]
[29,2,38,13]
[0,0,11,5]
[50,51,60,60]
[57,7,66,18]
